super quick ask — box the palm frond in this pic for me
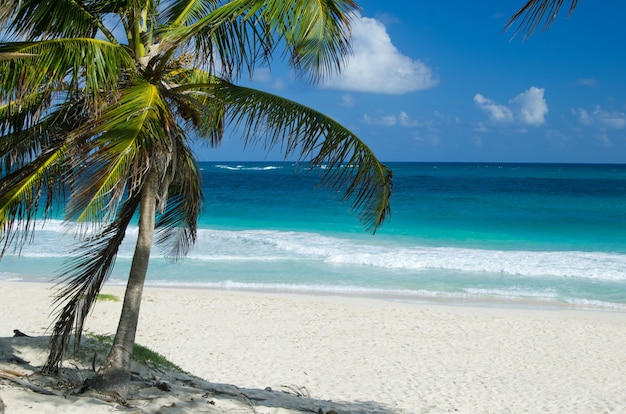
[0,142,67,257]
[0,93,103,256]
[257,0,359,81]
[44,193,141,374]
[2,0,116,42]
[161,0,264,79]
[0,39,134,103]
[0,90,51,143]
[166,68,225,146]
[0,0,22,27]
[65,80,175,224]
[504,0,579,39]
[205,80,391,232]
[154,133,202,260]
[163,0,217,27]
[0,52,37,60]
[162,0,359,81]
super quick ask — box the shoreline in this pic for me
[2,280,626,413]
[4,276,626,314]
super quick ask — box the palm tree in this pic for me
[504,0,580,39]
[0,0,392,399]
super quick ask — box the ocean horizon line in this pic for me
[199,160,626,166]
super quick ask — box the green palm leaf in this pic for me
[0,97,98,249]
[0,39,134,102]
[0,91,51,149]
[165,68,226,145]
[162,0,358,81]
[154,136,202,260]
[0,142,67,256]
[256,0,358,80]
[0,52,38,60]
[163,0,216,26]
[45,193,142,371]
[66,80,175,223]
[0,0,115,40]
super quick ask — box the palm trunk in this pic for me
[90,170,158,400]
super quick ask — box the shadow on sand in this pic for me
[0,336,398,414]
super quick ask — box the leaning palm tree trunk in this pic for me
[89,171,158,398]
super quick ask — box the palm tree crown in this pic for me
[0,0,392,397]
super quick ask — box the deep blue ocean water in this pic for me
[2,162,626,310]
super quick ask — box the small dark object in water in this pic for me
[12,330,30,337]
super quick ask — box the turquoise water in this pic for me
[2,162,626,310]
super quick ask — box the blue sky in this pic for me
[196,1,626,163]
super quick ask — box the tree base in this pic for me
[84,366,130,404]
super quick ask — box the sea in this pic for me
[2,162,626,311]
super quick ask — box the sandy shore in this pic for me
[1,281,626,413]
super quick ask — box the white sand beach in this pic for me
[1,281,626,413]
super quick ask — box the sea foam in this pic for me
[8,224,626,282]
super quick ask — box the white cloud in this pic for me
[575,78,598,87]
[398,111,418,127]
[474,87,548,126]
[574,106,626,129]
[363,113,398,126]
[363,111,418,127]
[473,122,489,133]
[341,94,355,107]
[575,108,594,126]
[323,14,438,94]
[473,94,514,123]
[252,68,272,82]
[250,68,285,89]
[511,87,548,126]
